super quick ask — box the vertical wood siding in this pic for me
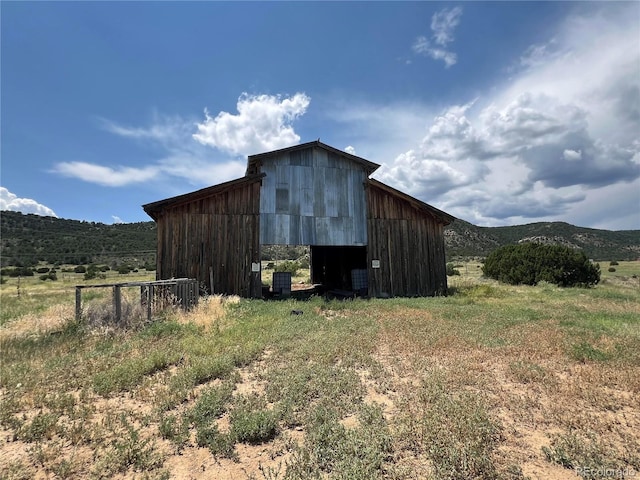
[149,144,453,299]
[259,146,368,246]
[156,179,261,297]
[366,182,448,297]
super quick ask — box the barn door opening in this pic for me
[310,245,367,295]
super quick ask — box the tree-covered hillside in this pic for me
[1,210,638,267]
[0,211,156,267]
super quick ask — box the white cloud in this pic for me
[364,5,640,228]
[563,149,582,161]
[412,38,457,68]
[0,187,57,217]
[53,92,310,189]
[111,215,123,224]
[158,155,245,186]
[52,162,160,187]
[431,6,463,46]
[193,92,310,156]
[98,113,192,147]
[323,97,435,163]
[344,146,356,155]
[518,39,561,69]
[412,7,462,68]
[564,179,640,230]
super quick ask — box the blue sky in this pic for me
[2,2,639,230]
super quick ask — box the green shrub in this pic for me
[196,424,236,458]
[274,260,300,276]
[5,267,34,277]
[446,263,460,276]
[158,414,189,451]
[84,264,106,280]
[36,267,50,274]
[482,243,600,287]
[187,384,233,427]
[609,261,619,266]
[230,407,278,444]
[608,267,616,273]
[297,256,310,269]
[18,412,60,442]
[74,265,87,274]
[117,264,132,274]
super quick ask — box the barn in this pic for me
[142,140,455,298]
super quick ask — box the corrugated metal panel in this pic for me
[260,146,368,246]
[313,170,327,217]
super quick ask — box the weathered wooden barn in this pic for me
[143,141,455,298]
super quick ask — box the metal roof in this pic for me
[245,140,380,176]
[367,178,456,226]
[142,173,265,220]
[142,142,454,227]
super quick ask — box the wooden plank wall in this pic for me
[366,183,448,297]
[156,180,261,297]
[259,146,368,246]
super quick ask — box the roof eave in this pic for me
[142,173,265,221]
[367,178,456,226]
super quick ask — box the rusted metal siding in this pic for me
[259,146,368,246]
[366,182,448,297]
[155,179,262,297]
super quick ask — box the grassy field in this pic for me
[1,262,638,479]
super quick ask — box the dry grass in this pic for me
[174,294,240,332]
[1,261,639,479]
[0,303,74,341]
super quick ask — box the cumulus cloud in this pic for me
[0,187,57,217]
[53,92,308,189]
[377,5,640,227]
[344,146,356,155]
[111,215,123,224]
[193,92,310,156]
[412,6,462,68]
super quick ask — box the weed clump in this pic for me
[542,430,623,474]
[286,402,393,479]
[230,405,278,444]
[82,296,146,331]
[398,372,501,479]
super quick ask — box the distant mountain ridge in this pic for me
[1,210,638,266]
[445,218,640,260]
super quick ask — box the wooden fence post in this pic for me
[140,286,146,308]
[75,287,82,320]
[147,285,153,321]
[113,285,122,324]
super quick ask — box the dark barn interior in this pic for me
[310,245,367,292]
